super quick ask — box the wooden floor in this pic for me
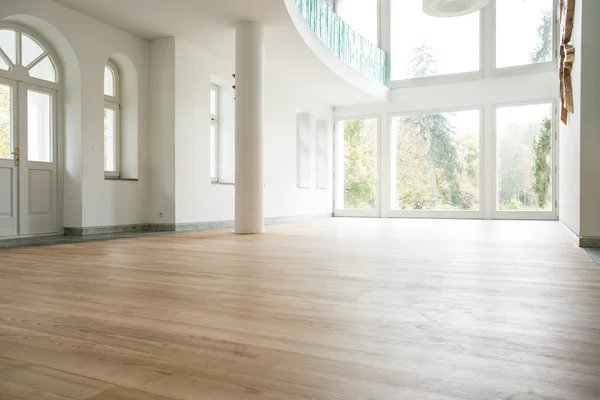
[1,219,599,400]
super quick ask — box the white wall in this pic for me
[578,0,600,238]
[559,0,582,236]
[264,76,334,218]
[148,37,334,225]
[1,0,333,231]
[558,0,600,240]
[173,38,235,224]
[148,38,176,224]
[0,0,150,229]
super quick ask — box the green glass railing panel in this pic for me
[296,0,389,85]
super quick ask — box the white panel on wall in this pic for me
[29,169,52,214]
[297,112,312,188]
[316,119,329,189]
[0,168,13,216]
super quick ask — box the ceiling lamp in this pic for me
[423,0,490,17]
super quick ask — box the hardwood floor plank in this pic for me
[0,219,599,399]
[0,363,111,400]
[90,387,176,400]
[0,379,75,400]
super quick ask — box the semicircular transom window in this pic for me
[0,28,57,83]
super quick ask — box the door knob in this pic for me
[11,147,19,167]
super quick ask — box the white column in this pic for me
[235,22,265,234]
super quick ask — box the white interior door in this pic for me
[18,82,58,235]
[0,78,17,236]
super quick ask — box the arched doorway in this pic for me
[0,23,60,237]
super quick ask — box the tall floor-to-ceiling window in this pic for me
[333,0,558,220]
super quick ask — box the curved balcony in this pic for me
[284,0,390,100]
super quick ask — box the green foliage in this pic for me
[394,44,478,211]
[503,200,524,210]
[459,135,479,185]
[403,113,462,207]
[343,119,376,209]
[497,113,553,211]
[532,117,552,208]
[0,85,10,159]
[531,10,552,63]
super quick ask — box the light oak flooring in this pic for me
[0,218,599,400]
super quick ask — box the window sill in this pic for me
[105,177,139,182]
[212,181,234,186]
[389,70,482,89]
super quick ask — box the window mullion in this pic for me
[25,51,47,70]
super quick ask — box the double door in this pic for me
[0,78,58,237]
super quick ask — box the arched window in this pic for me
[0,28,58,83]
[104,61,120,177]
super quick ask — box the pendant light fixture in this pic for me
[423,0,490,17]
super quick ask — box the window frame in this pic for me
[491,99,558,221]
[104,60,120,178]
[210,84,220,183]
[383,106,484,219]
[0,25,60,89]
[386,0,484,88]
[333,114,381,218]
[491,0,558,78]
[386,0,558,88]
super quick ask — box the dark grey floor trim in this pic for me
[0,231,172,250]
[64,224,166,236]
[64,214,333,237]
[1,214,333,249]
[585,248,600,265]
[580,237,600,248]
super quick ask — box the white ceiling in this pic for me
[51,0,380,105]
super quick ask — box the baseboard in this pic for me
[560,221,580,246]
[63,224,172,236]
[579,237,600,248]
[64,213,333,236]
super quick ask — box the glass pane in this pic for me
[390,0,479,80]
[104,108,117,172]
[210,87,217,116]
[27,90,52,163]
[335,0,378,44]
[29,56,56,82]
[339,118,378,210]
[0,56,9,71]
[394,110,480,211]
[496,104,553,211]
[0,30,16,65]
[210,123,217,180]
[104,66,115,97]
[21,33,44,68]
[0,84,12,160]
[497,0,553,68]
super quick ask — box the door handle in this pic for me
[11,147,19,167]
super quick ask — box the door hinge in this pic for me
[555,199,558,208]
